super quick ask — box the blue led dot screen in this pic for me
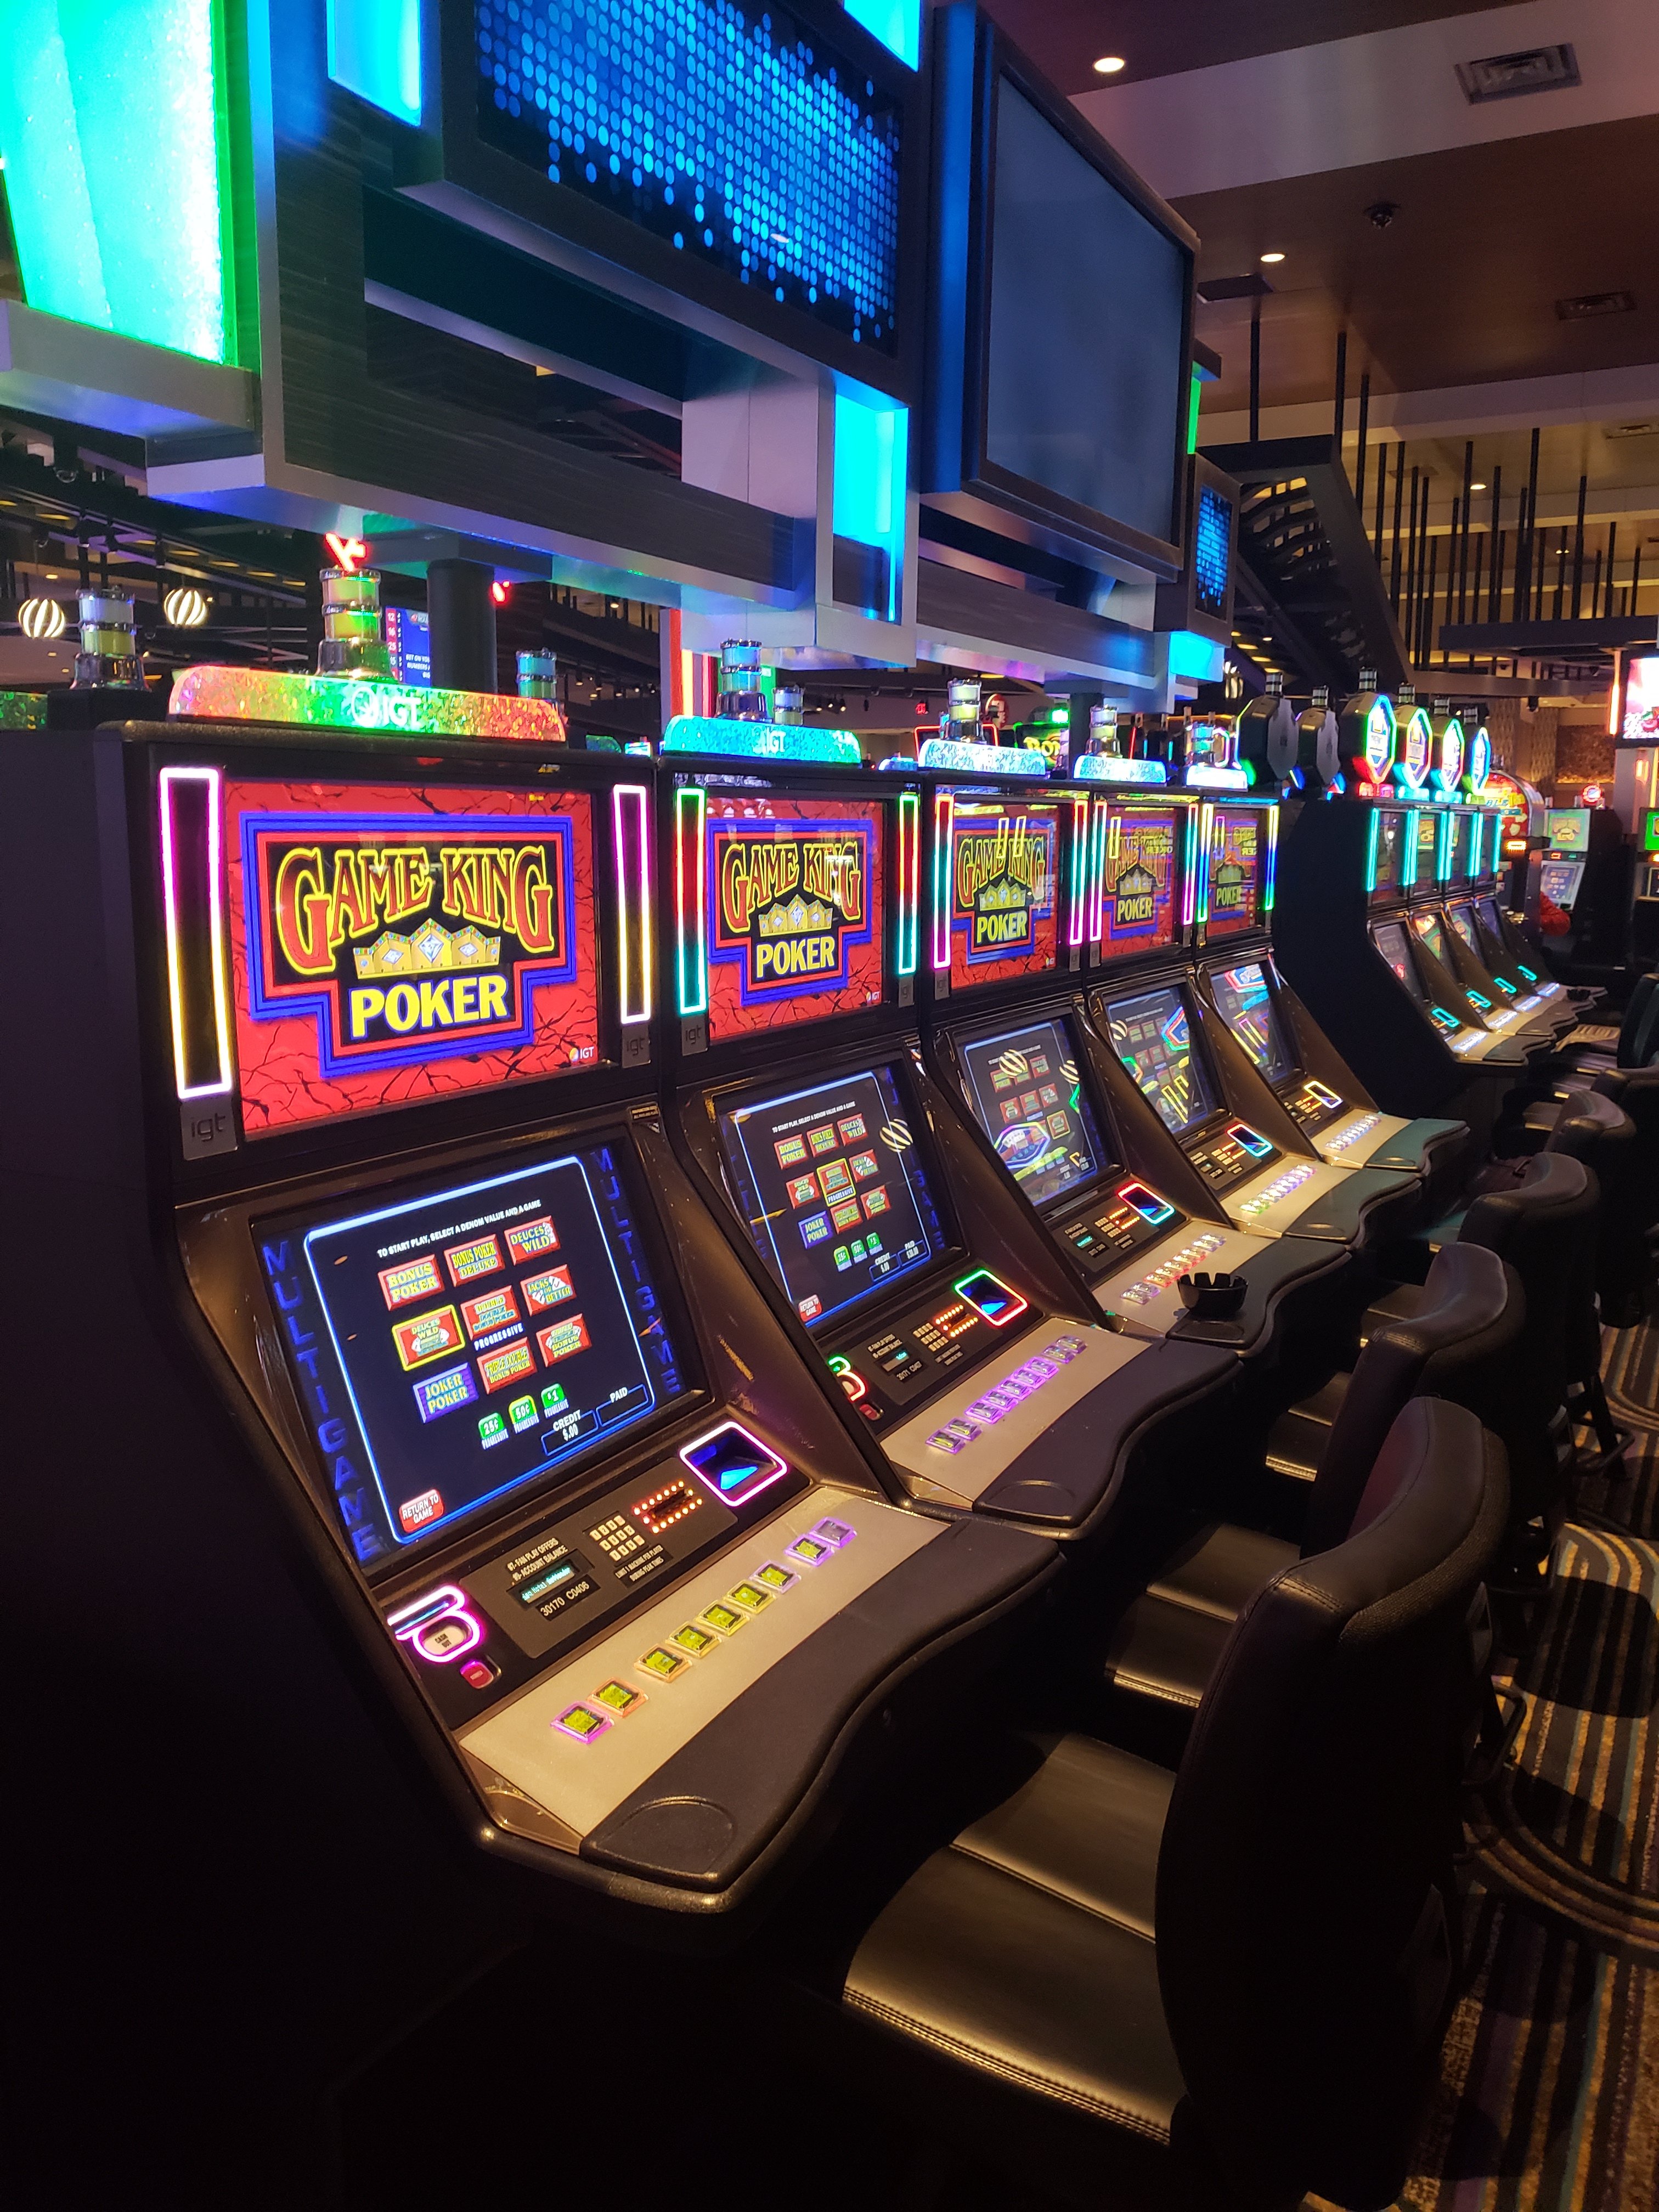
[477,0,902,356]
[1193,484,1232,619]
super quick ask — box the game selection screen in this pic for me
[701,793,884,1041]
[717,1066,947,1327]
[945,800,1058,989]
[957,1015,1113,1210]
[226,780,600,1135]
[1104,986,1219,1137]
[1373,921,1427,1006]
[259,1143,687,1563]
[1099,806,1179,958]
[1209,961,1294,1086]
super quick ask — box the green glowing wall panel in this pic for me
[0,0,255,366]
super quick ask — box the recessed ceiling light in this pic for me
[1093,55,1126,74]
[1260,251,1286,264]
[1470,481,1488,491]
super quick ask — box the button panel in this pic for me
[1054,1178,1184,1280]
[1112,1232,1226,1309]
[822,1266,1047,1435]
[1233,1161,1315,1221]
[925,1335,1089,1453]
[1186,1120,1283,1193]
[1284,1077,1345,1131]
[1319,1111,1381,1156]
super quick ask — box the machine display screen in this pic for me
[697,792,885,1041]
[1210,961,1295,1086]
[1370,811,1409,901]
[1104,986,1219,1137]
[1203,806,1264,939]
[1415,811,1441,881]
[1541,859,1586,908]
[1374,921,1427,1006]
[1099,805,1180,957]
[1448,905,1481,955]
[956,1015,1113,1210]
[258,1141,689,1564]
[1416,915,1451,967]
[226,780,601,1136]
[716,1065,948,1328]
[944,799,1059,989]
[1477,896,1507,940]
[1444,812,1474,883]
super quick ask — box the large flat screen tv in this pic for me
[926,4,1195,578]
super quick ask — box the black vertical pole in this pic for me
[1334,331,1348,479]
[1633,544,1643,618]
[1554,533,1567,619]
[1420,534,1438,664]
[1356,369,1369,510]
[1519,426,1541,620]
[1472,534,1486,638]
[1605,522,1618,619]
[1457,441,1474,621]
[1373,443,1386,561]
[1249,309,1261,445]
[1390,445,1406,608]
[1407,469,1421,629]
[1488,467,1502,619]
[1570,475,1587,618]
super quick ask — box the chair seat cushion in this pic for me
[845,1735,1185,2140]
[1263,1372,1353,1480]
[1099,1593,1234,1711]
[1146,1523,1299,1622]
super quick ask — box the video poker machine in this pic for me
[918,766,1352,1358]
[1274,684,1551,1144]
[657,752,1237,1538]
[1082,796,1427,1250]
[7,713,1074,2036]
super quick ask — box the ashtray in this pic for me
[1176,1271,1247,1320]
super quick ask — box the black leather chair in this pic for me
[1094,1242,1517,1738]
[1513,1071,1657,1324]
[839,1400,1507,2212]
[1549,968,1659,1075]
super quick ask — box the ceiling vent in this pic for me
[1556,291,1635,320]
[1605,421,1659,440]
[1197,273,1274,303]
[1457,44,1579,101]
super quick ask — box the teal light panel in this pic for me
[843,0,918,70]
[329,0,423,126]
[0,0,235,363]
[476,0,902,354]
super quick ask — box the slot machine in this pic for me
[1084,793,1426,1247]
[1274,678,1550,1143]
[6,703,1068,2068]
[921,753,1350,1355]
[658,738,1237,1538]
[1433,715,1567,1028]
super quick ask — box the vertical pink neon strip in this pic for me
[612,785,652,1023]
[1066,794,1087,947]
[931,790,954,970]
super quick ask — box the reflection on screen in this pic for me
[717,1066,947,1329]
[1210,961,1295,1086]
[262,1143,687,1560]
[1477,897,1505,939]
[1372,812,1408,896]
[1448,905,1480,953]
[1105,986,1218,1137]
[958,1017,1112,1210]
[1417,916,1450,966]
[1374,922,1426,1006]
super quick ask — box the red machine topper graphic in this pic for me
[704,795,883,1040]
[1204,808,1262,940]
[1101,808,1178,956]
[226,781,600,1133]
[948,803,1058,989]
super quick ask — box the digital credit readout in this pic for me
[261,1143,687,1560]
[957,1015,1112,1210]
[1209,962,1294,1087]
[1104,986,1220,1138]
[718,1065,947,1328]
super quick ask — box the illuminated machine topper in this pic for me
[947,803,1058,987]
[701,795,883,1039]
[1201,805,1271,939]
[1463,724,1491,794]
[229,781,598,1133]
[1101,807,1178,956]
[1430,715,1465,795]
[1394,704,1432,794]
[661,713,862,765]
[171,664,568,743]
[1347,695,1396,788]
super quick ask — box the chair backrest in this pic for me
[1617,970,1659,1066]
[1156,1398,1507,2210]
[1545,1086,1639,1331]
[1592,1069,1659,1319]
[1304,1242,1518,1556]
[1457,1151,1598,1514]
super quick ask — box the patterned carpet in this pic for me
[1379,1322,1659,2211]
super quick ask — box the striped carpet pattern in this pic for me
[1385,1322,1659,2210]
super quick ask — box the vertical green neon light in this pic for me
[1364,808,1381,893]
[1187,370,1202,457]
[0,0,252,366]
[674,786,708,1017]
